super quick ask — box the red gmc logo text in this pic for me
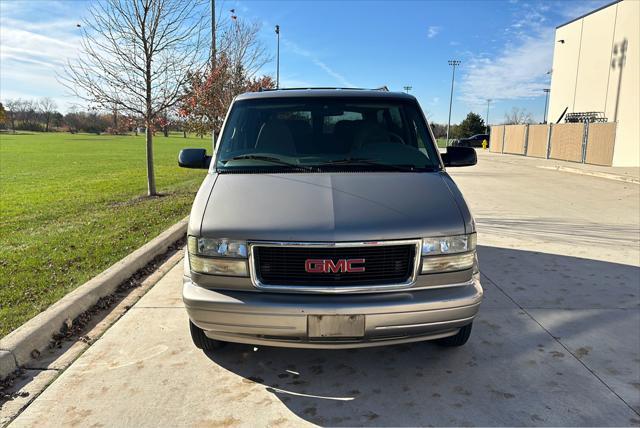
[304,258,366,273]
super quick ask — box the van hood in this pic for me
[197,172,469,242]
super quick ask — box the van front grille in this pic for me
[253,243,417,287]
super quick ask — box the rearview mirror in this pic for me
[442,146,477,167]
[178,148,212,169]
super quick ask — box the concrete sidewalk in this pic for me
[6,151,640,427]
[477,150,640,183]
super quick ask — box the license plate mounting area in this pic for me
[308,315,365,338]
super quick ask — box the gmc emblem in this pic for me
[305,258,366,273]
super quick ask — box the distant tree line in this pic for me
[1,98,63,132]
[0,98,188,135]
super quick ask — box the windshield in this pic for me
[215,97,441,173]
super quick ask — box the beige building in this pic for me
[548,0,639,167]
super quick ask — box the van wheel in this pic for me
[189,321,226,350]
[436,323,472,347]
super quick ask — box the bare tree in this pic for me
[4,99,19,132]
[39,97,58,132]
[62,0,208,196]
[21,100,38,127]
[504,107,534,125]
[219,17,270,78]
[0,102,5,128]
[5,99,37,130]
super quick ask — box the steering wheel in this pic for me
[387,132,406,145]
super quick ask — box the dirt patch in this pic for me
[574,346,592,359]
[0,369,29,402]
[108,193,170,208]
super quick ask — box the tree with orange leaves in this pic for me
[180,14,273,139]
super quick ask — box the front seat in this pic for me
[352,121,391,150]
[333,120,361,153]
[255,120,297,155]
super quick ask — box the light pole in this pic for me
[611,38,628,123]
[485,99,491,133]
[210,0,216,149]
[446,60,460,145]
[275,25,280,89]
[211,0,216,69]
[542,89,550,123]
[403,85,412,94]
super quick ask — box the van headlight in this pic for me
[187,236,248,276]
[421,233,476,273]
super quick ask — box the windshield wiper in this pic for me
[221,155,316,172]
[318,158,432,172]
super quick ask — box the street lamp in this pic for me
[485,99,492,133]
[275,25,280,89]
[403,85,412,94]
[446,60,461,145]
[542,89,550,123]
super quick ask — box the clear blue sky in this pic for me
[0,0,610,124]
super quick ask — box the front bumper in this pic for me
[183,273,483,349]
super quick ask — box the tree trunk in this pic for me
[145,123,157,196]
[183,130,186,138]
[144,37,156,196]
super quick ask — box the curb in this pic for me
[537,165,640,184]
[0,218,188,379]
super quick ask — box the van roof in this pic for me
[236,88,415,101]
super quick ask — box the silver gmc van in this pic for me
[178,88,482,350]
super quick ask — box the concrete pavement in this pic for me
[6,151,640,427]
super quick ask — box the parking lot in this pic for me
[7,151,640,427]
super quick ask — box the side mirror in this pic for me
[178,148,212,169]
[442,146,477,167]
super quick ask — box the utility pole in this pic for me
[485,99,492,133]
[403,85,412,94]
[211,0,216,69]
[211,0,216,149]
[542,89,550,123]
[275,25,280,89]
[446,59,461,145]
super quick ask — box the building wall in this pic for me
[548,0,639,167]
[609,0,639,166]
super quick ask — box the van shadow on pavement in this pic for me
[204,246,640,427]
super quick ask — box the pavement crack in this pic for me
[24,368,61,372]
[481,269,640,418]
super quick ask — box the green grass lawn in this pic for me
[436,138,448,148]
[0,132,211,337]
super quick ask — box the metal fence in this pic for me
[585,123,617,166]
[489,122,617,166]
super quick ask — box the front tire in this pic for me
[436,323,472,347]
[189,321,226,350]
